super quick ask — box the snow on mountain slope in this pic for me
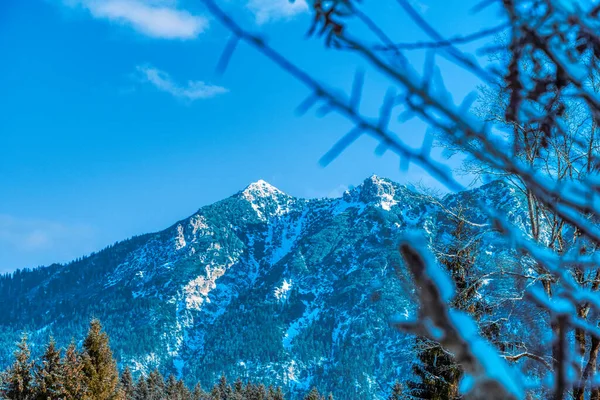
[0,176,531,399]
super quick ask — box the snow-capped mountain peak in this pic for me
[239,180,295,221]
[242,179,286,199]
[341,175,402,210]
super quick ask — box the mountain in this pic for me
[0,176,530,399]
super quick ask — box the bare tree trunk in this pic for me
[526,188,539,242]
[574,335,600,400]
[553,316,568,400]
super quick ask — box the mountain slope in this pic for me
[0,176,529,399]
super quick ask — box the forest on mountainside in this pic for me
[0,210,489,400]
[0,319,333,400]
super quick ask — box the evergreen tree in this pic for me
[146,369,166,400]
[133,377,149,400]
[166,374,178,399]
[61,341,87,400]
[210,384,221,400]
[228,378,243,400]
[255,384,267,400]
[81,319,121,400]
[120,367,135,399]
[34,337,64,400]
[273,387,285,400]
[407,211,486,400]
[408,337,461,400]
[244,382,266,400]
[165,374,190,400]
[243,382,255,400]
[388,381,403,400]
[271,387,285,400]
[192,383,208,400]
[175,379,191,400]
[304,387,324,400]
[267,385,276,400]
[212,375,232,400]
[233,378,243,394]
[1,333,35,400]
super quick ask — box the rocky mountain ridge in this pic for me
[0,176,528,399]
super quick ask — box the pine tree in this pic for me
[388,381,403,400]
[34,337,64,399]
[408,339,461,400]
[192,383,208,400]
[166,374,177,398]
[245,382,265,400]
[61,341,87,400]
[304,387,324,400]
[256,384,267,400]
[175,379,191,400]
[230,378,243,400]
[243,382,255,400]
[407,212,482,400]
[81,319,121,400]
[267,385,276,400]
[146,369,166,400]
[120,367,135,399]
[166,374,189,400]
[133,377,149,400]
[233,378,243,394]
[1,333,35,400]
[210,384,221,400]
[271,387,285,400]
[212,375,231,400]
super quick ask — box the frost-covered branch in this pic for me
[394,232,523,399]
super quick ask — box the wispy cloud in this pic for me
[136,65,229,100]
[409,0,430,14]
[303,184,349,199]
[326,184,349,198]
[246,0,308,24]
[68,0,208,39]
[0,215,96,272]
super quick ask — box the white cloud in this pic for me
[0,215,96,272]
[409,0,430,14]
[69,0,208,39]
[0,215,94,252]
[326,184,349,198]
[247,0,308,24]
[136,65,228,100]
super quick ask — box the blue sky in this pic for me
[0,0,504,272]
